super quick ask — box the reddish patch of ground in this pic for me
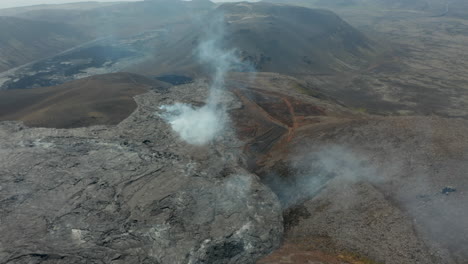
[230,87,326,169]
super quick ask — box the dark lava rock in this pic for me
[442,187,457,195]
[0,82,283,263]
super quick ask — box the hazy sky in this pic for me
[0,0,255,10]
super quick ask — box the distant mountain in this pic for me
[263,0,454,17]
[0,16,87,73]
[0,1,122,16]
[264,0,429,9]
[0,0,216,73]
[135,2,380,76]
[12,0,215,37]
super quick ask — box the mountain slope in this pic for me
[0,1,122,16]
[12,0,215,37]
[133,2,380,76]
[0,16,88,73]
[263,0,453,17]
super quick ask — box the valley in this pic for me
[0,30,166,90]
[0,16,89,73]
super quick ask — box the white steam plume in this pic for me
[160,103,226,146]
[196,17,243,106]
[160,13,248,145]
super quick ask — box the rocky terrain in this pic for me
[0,78,283,264]
[257,115,468,264]
[222,72,468,263]
[2,69,467,264]
[1,1,468,263]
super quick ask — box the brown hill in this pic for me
[0,73,169,128]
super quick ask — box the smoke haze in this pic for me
[0,0,139,9]
[0,0,260,9]
[266,145,381,208]
[160,13,251,146]
[160,103,226,145]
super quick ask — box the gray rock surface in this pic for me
[0,82,283,263]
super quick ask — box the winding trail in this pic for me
[282,97,298,142]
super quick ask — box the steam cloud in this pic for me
[160,14,246,145]
[160,103,226,145]
[266,145,378,207]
